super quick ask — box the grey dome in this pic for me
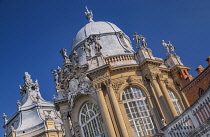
[70,21,134,65]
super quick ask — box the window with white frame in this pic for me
[167,89,183,115]
[122,86,156,137]
[79,102,104,137]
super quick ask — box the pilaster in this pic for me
[94,84,117,137]
[58,102,72,137]
[106,82,130,137]
[157,74,179,118]
[145,73,173,123]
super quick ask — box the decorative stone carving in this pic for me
[133,32,147,49]
[68,75,95,111]
[88,35,102,56]
[51,69,60,91]
[145,73,158,81]
[117,31,129,48]
[16,100,21,110]
[127,76,143,84]
[81,39,91,58]
[73,50,79,64]
[68,78,79,93]
[85,6,93,22]
[111,81,124,91]
[10,125,14,132]
[60,49,69,60]
[162,40,176,56]
[133,32,141,49]
[2,113,7,124]
[19,72,41,96]
[139,35,147,48]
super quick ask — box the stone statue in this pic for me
[68,92,77,110]
[139,35,147,48]
[89,35,102,55]
[81,39,91,57]
[60,49,69,60]
[118,31,129,48]
[162,40,176,55]
[34,79,39,90]
[73,50,79,63]
[162,40,170,53]
[85,6,93,22]
[16,100,21,110]
[10,125,14,131]
[133,32,140,49]
[24,72,32,85]
[168,41,176,54]
[51,69,59,87]
[94,41,102,54]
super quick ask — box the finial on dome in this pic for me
[85,6,94,22]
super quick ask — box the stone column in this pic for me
[158,78,179,117]
[106,84,129,137]
[147,74,173,122]
[60,108,72,137]
[96,87,117,137]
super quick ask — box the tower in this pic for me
[54,7,190,137]
[2,72,63,137]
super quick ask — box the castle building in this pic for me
[2,72,63,137]
[53,8,194,137]
[3,7,209,137]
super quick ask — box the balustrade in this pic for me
[163,88,210,137]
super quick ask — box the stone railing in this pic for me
[104,54,137,67]
[163,87,210,137]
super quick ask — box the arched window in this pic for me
[79,102,104,137]
[167,89,183,115]
[122,86,156,137]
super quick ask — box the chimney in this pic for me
[196,65,204,74]
[206,56,210,65]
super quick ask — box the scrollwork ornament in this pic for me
[68,78,79,93]
[112,81,124,91]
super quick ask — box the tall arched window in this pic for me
[167,89,183,115]
[79,102,104,137]
[122,86,156,137]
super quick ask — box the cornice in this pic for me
[87,64,110,76]
[139,58,163,68]
[110,64,139,72]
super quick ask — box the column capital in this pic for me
[145,73,158,81]
[93,83,102,91]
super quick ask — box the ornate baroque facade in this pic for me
[3,7,210,137]
[53,8,195,137]
[2,73,63,137]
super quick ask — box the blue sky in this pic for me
[0,0,210,135]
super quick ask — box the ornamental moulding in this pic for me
[111,81,124,91]
[127,76,143,84]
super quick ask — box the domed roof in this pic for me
[69,8,134,67]
[71,21,122,50]
[70,20,134,66]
